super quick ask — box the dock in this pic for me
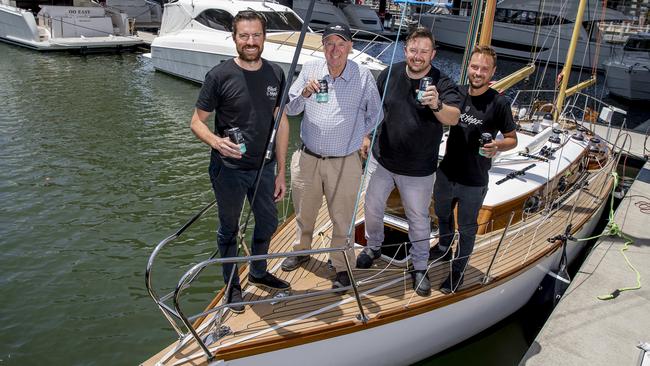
[520,161,650,366]
[136,30,157,46]
[590,124,649,160]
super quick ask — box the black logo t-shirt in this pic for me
[196,58,285,170]
[439,85,516,186]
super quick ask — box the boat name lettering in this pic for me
[67,9,92,15]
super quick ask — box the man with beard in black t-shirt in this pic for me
[432,45,517,294]
[190,11,291,313]
[357,28,461,297]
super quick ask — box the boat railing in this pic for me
[510,89,623,134]
[145,200,217,339]
[598,21,650,44]
[172,245,367,361]
[145,200,369,362]
[265,29,393,64]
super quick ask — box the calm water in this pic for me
[0,42,644,366]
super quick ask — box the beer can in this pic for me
[478,132,493,157]
[417,76,433,103]
[316,79,329,103]
[226,127,247,154]
[479,132,493,146]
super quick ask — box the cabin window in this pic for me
[625,37,650,51]
[260,11,303,32]
[495,8,570,26]
[195,10,233,32]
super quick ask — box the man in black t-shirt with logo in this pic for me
[190,11,291,313]
[357,28,461,297]
[432,45,518,294]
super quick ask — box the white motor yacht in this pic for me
[106,0,162,30]
[291,0,398,40]
[605,33,650,100]
[149,0,387,83]
[0,0,143,51]
[417,0,638,71]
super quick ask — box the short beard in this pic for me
[407,62,429,75]
[469,78,487,90]
[237,47,261,62]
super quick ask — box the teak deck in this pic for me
[143,159,614,366]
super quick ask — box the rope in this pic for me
[571,172,643,300]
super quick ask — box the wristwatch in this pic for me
[431,103,443,113]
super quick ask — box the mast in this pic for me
[478,0,496,46]
[553,0,588,121]
[459,0,485,84]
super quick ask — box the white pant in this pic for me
[363,156,435,271]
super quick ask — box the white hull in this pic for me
[151,33,315,83]
[418,14,618,70]
[605,59,650,100]
[213,202,604,366]
[150,0,386,84]
[151,30,385,83]
[0,3,142,51]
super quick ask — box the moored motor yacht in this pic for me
[291,0,399,40]
[416,0,640,71]
[604,32,650,100]
[0,0,143,51]
[106,0,162,30]
[149,0,387,83]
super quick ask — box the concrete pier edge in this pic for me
[520,160,650,366]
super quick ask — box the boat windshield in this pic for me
[625,36,650,51]
[260,11,303,32]
[194,9,302,32]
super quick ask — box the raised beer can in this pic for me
[417,77,433,103]
[316,79,329,103]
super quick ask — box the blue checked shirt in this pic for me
[286,59,383,156]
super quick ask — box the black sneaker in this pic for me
[226,285,245,314]
[356,247,381,269]
[429,246,453,262]
[281,255,310,272]
[332,271,351,289]
[411,270,431,297]
[248,272,291,290]
[439,272,464,294]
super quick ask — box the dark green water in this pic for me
[0,44,229,365]
[0,42,642,366]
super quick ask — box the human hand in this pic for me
[274,174,286,202]
[479,141,498,158]
[360,135,371,160]
[214,135,243,159]
[419,85,440,110]
[301,79,320,98]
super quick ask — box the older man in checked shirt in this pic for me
[280,22,383,289]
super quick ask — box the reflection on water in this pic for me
[0,41,645,366]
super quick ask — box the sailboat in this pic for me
[142,0,624,364]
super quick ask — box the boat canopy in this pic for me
[160,0,303,35]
